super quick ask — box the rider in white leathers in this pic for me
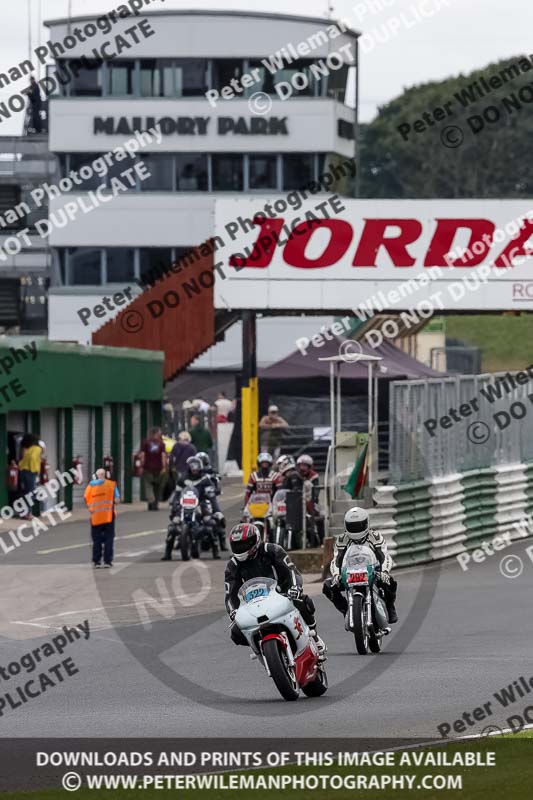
[323,506,398,624]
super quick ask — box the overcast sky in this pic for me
[0,0,530,135]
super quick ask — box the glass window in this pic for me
[139,248,173,287]
[139,154,174,191]
[283,154,315,190]
[212,155,243,191]
[68,153,107,191]
[175,59,208,96]
[106,153,138,190]
[327,64,349,102]
[176,154,208,190]
[107,61,136,95]
[64,59,103,96]
[248,155,278,190]
[106,249,135,283]
[68,248,102,285]
[247,60,277,95]
[212,60,243,92]
[274,59,316,97]
[140,59,175,97]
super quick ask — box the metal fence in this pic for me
[389,371,533,483]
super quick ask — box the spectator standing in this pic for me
[140,427,167,510]
[162,397,174,433]
[190,414,213,453]
[84,468,120,568]
[259,405,289,458]
[169,431,197,479]
[23,77,42,134]
[18,434,42,519]
[214,391,233,422]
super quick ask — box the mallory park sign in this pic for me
[93,116,289,136]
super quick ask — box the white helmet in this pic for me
[344,506,369,542]
[276,454,290,471]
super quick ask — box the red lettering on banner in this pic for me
[283,220,353,268]
[229,217,285,268]
[495,220,533,266]
[352,219,422,267]
[424,219,495,266]
[228,216,533,270]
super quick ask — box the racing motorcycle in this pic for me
[242,491,272,541]
[341,542,391,655]
[167,486,219,561]
[234,577,328,701]
[271,489,289,547]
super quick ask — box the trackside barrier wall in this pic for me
[370,463,533,568]
[389,373,533,484]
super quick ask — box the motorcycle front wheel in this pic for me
[352,593,369,655]
[301,666,328,697]
[262,639,299,701]
[180,525,191,562]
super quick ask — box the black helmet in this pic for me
[229,523,261,561]
[186,456,202,475]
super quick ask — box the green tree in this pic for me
[359,56,533,198]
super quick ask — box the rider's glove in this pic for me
[288,586,303,602]
[229,610,237,622]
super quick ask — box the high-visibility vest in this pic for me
[84,480,116,526]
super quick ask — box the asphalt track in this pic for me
[2,481,533,743]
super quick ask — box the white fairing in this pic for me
[235,578,311,656]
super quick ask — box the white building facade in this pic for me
[44,10,358,363]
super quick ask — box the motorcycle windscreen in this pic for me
[238,577,277,604]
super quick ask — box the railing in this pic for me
[324,443,334,535]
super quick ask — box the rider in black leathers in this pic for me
[224,522,326,658]
[162,456,222,560]
[196,451,226,549]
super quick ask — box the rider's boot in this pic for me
[384,576,399,623]
[386,599,398,624]
[309,627,327,662]
[212,541,221,560]
[161,536,173,561]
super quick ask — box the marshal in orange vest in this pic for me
[84,479,117,526]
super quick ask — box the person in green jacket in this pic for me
[190,414,213,452]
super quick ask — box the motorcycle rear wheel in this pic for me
[352,593,369,655]
[262,639,299,701]
[301,666,328,697]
